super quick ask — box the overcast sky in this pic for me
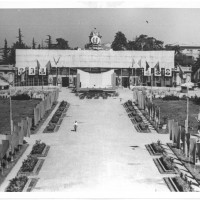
[0,8,200,48]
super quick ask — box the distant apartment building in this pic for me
[179,45,200,60]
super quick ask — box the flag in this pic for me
[146,61,150,71]
[46,61,51,74]
[36,60,40,73]
[20,67,27,82]
[154,62,161,76]
[138,59,141,68]
[179,65,184,79]
[144,61,151,76]
[193,68,200,83]
[132,58,135,68]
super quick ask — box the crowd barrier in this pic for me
[0,88,59,169]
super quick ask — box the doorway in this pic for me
[62,77,69,87]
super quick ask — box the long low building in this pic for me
[15,49,175,88]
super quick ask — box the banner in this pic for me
[57,75,62,84]
[154,62,161,76]
[144,61,151,76]
[189,138,197,164]
[48,75,53,84]
[29,67,36,75]
[165,68,172,77]
[39,67,46,75]
[18,67,25,76]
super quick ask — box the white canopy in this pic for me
[16,49,175,69]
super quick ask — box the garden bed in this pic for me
[134,123,151,133]
[43,100,69,133]
[31,101,57,134]
[163,176,192,192]
[167,143,200,185]
[17,156,44,176]
[0,143,29,186]
[145,143,165,156]
[30,140,50,157]
[23,178,39,192]
[6,176,28,192]
[153,156,177,174]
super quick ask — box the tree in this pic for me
[17,28,23,46]
[32,38,36,49]
[127,34,164,50]
[84,43,91,50]
[165,44,181,54]
[55,38,70,49]
[45,35,52,49]
[2,39,10,64]
[8,29,28,64]
[111,31,127,51]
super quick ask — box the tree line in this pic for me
[0,28,196,69]
[0,28,78,65]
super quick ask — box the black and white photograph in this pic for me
[1,0,200,198]
[29,66,35,75]
[39,67,46,76]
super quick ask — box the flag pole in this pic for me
[9,85,13,135]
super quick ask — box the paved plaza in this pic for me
[0,88,175,195]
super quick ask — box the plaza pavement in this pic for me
[0,87,176,196]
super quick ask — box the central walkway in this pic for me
[1,88,171,196]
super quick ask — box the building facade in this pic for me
[15,49,175,88]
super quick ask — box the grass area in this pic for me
[0,99,41,135]
[153,99,199,135]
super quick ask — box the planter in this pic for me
[138,123,148,131]
[135,115,143,123]
[19,156,38,173]
[151,143,164,154]
[164,177,192,192]
[153,157,176,174]
[31,142,46,155]
[6,176,28,192]
[18,159,44,176]
[145,143,164,156]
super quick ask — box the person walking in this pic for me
[74,121,78,132]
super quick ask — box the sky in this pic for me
[1,8,200,49]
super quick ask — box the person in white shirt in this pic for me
[74,121,78,132]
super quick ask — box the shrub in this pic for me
[160,156,173,170]
[172,177,191,192]
[135,115,142,123]
[51,116,59,123]
[6,176,28,192]
[55,110,62,117]
[162,95,179,101]
[139,123,148,131]
[20,156,38,172]
[31,140,46,155]
[11,94,31,100]
[191,95,200,105]
[47,123,56,131]
[151,142,164,154]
